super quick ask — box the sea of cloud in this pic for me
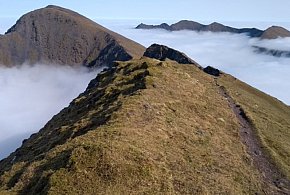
[0,64,100,159]
[0,19,290,160]
[98,20,290,105]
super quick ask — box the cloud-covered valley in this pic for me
[102,21,290,105]
[0,64,100,159]
[0,19,290,160]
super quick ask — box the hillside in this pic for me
[217,74,290,180]
[0,44,289,194]
[0,5,145,67]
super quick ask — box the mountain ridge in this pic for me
[0,44,290,194]
[136,20,290,39]
[0,56,264,194]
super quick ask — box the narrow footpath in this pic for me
[216,80,290,194]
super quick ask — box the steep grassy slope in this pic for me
[0,58,269,194]
[218,74,290,179]
[0,5,145,66]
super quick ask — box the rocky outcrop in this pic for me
[0,5,145,67]
[203,66,221,76]
[143,44,200,67]
[84,40,132,67]
[260,26,290,39]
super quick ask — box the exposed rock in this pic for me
[0,5,145,67]
[143,44,200,67]
[260,26,290,39]
[85,40,132,67]
[203,66,221,76]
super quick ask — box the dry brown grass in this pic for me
[218,74,290,179]
[1,59,268,194]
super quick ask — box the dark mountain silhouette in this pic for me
[136,20,290,39]
[0,5,145,67]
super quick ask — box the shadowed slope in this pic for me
[0,5,145,67]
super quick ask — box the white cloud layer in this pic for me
[1,19,290,160]
[101,20,290,105]
[0,64,100,159]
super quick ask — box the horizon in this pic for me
[2,15,290,35]
[0,1,290,22]
[1,1,290,34]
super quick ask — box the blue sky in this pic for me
[0,0,290,22]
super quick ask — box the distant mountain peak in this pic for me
[261,26,290,39]
[0,5,145,66]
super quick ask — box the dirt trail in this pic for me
[216,80,290,194]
